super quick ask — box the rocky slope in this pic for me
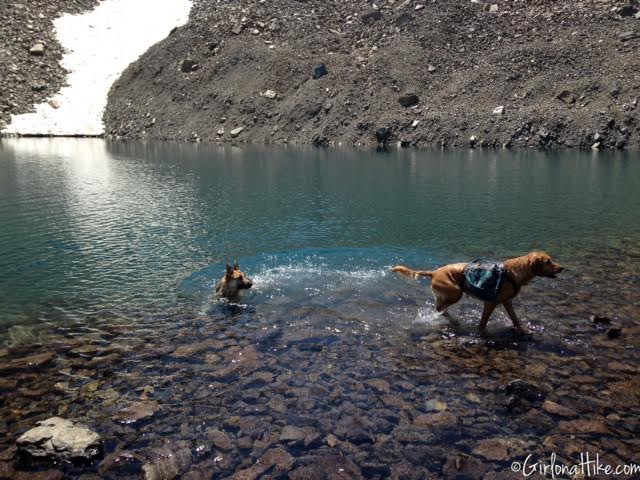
[103,0,640,150]
[0,0,98,131]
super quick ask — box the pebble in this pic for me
[29,43,45,55]
[230,126,244,137]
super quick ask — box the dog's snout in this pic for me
[555,265,564,273]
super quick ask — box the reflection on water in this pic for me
[0,139,639,478]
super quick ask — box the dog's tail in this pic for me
[391,265,434,279]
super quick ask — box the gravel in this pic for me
[103,0,640,150]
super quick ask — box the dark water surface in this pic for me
[0,138,639,478]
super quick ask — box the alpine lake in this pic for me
[0,138,639,479]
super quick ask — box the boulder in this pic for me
[17,417,102,461]
[312,64,328,79]
[29,43,45,55]
[180,59,199,73]
[398,93,419,108]
[230,127,244,138]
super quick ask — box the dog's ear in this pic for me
[234,260,239,270]
[529,252,544,274]
[226,263,234,276]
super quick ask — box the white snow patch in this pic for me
[2,0,191,136]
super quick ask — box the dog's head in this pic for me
[223,262,253,291]
[529,252,564,278]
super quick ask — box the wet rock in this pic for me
[398,93,419,108]
[375,127,391,148]
[312,64,328,80]
[542,400,577,418]
[171,339,215,358]
[472,438,510,461]
[229,126,244,138]
[558,419,610,434]
[115,401,160,424]
[366,379,390,393]
[335,416,374,444]
[442,453,485,479]
[210,345,259,378]
[606,327,622,339]
[279,425,306,442]
[29,43,45,56]
[312,135,329,147]
[205,429,232,451]
[233,447,294,480]
[514,408,554,431]
[99,450,144,476]
[142,443,192,480]
[504,379,545,403]
[591,314,611,325]
[425,399,447,412]
[413,411,458,429]
[180,59,199,73]
[17,417,102,462]
[0,351,55,373]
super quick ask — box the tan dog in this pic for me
[215,262,253,299]
[392,252,563,335]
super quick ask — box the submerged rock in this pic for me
[233,447,294,480]
[115,401,160,424]
[542,400,577,418]
[142,443,192,480]
[17,417,102,461]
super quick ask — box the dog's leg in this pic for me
[503,300,530,334]
[479,302,497,336]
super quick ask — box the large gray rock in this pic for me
[17,417,102,461]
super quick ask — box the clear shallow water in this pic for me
[1,139,639,478]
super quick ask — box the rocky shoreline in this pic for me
[102,0,640,150]
[0,0,99,131]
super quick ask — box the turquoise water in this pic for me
[2,139,640,478]
[0,138,639,331]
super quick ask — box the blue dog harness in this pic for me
[463,260,515,302]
